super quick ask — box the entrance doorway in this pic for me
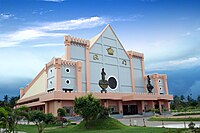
[123,105,138,115]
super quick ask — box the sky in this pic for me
[0,0,200,99]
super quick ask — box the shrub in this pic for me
[188,122,195,129]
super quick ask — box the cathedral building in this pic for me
[17,25,173,116]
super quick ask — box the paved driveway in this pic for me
[118,117,200,128]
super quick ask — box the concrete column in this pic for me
[76,61,82,92]
[141,101,145,113]
[141,57,146,93]
[163,75,169,95]
[166,101,171,111]
[85,44,90,92]
[19,88,25,98]
[103,100,109,108]
[153,74,159,94]
[118,101,123,114]
[64,36,71,60]
[129,55,136,92]
[54,58,62,91]
[45,102,48,114]
[158,101,162,113]
[53,101,62,116]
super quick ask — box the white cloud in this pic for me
[0,13,14,20]
[146,57,200,71]
[111,14,143,22]
[0,16,108,48]
[42,0,65,2]
[32,43,63,47]
[0,29,65,48]
[182,32,191,36]
[39,17,107,31]
[168,57,198,66]
[32,9,53,15]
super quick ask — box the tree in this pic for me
[44,113,55,125]
[197,95,200,103]
[57,108,66,117]
[0,107,8,130]
[57,108,66,127]
[3,95,9,106]
[30,110,55,133]
[0,107,19,133]
[9,96,20,108]
[15,106,31,124]
[74,94,103,128]
[171,95,181,110]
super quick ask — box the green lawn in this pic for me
[148,116,200,121]
[17,124,179,133]
[16,117,184,133]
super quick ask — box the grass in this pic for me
[148,116,200,121]
[173,112,200,116]
[16,124,38,133]
[75,117,126,129]
[16,117,179,133]
[17,125,179,133]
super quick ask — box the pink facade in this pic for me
[17,25,173,116]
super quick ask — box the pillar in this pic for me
[158,101,162,113]
[54,58,62,91]
[141,101,145,113]
[19,88,25,98]
[45,102,48,114]
[153,74,159,94]
[163,75,169,95]
[64,36,71,60]
[141,56,146,93]
[118,101,123,114]
[166,101,171,111]
[103,100,109,108]
[128,54,136,92]
[85,43,90,92]
[76,61,82,92]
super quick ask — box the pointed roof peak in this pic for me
[89,24,113,47]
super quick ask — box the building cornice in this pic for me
[64,35,90,47]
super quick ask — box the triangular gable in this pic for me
[21,68,46,99]
[90,24,129,58]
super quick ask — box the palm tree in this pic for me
[9,96,20,108]
[3,95,9,107]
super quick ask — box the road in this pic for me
[118,117,200,128]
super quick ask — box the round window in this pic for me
[65,79,70,85]
[65,68,70,73]
[49,81,52,85]
[49,69,52,73]
[108,76,118,90]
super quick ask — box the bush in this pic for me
[188,122,195,129]
[74,94,110,128]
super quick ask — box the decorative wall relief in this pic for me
[147,75,154,93]
[107,46,114,55]
[93,54,99,60]
[99,68,109,93]
[122,60,127,65]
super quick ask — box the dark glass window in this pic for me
[108,77,117,89]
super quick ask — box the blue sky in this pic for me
[0,0,200,99]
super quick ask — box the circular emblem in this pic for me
[108,77,117,90]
